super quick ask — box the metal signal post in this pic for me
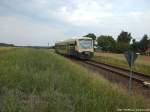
[129,53,133,95]
[124,52,138,95]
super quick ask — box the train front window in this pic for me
[79,39,93,49]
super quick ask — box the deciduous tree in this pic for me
[138,34,149,53]
[83,33,96,40]
[97,35,116,52]
[116,31,132,53]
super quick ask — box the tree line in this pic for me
[84,31,150,54]
[0,43,15,47]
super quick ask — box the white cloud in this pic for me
[53,0,150,40]
[0,15,65,46]
[0,0,150,44]
[58,0,113,26]
[56,0,150,34]
[34,0,48,4]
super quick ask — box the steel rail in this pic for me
[84,60,150,86]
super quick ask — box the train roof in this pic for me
[55,37,92,45]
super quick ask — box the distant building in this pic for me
[146,47,150,56]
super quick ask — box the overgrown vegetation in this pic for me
[0,48,149,111]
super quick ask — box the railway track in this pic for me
[65,56,150,98]
[84,60,150,87]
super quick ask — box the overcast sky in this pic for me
[0,0,150,46]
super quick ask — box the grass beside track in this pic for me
[0,48,149,111]
[93,52,150,76]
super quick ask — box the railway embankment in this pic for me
[70,58,150,99]
[93,52,150,76]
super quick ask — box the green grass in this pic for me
[0,46,15,52]
[93,53,150,75]
[0,48,149,111]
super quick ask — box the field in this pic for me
[0,48,149,111]
[0,47,15,52]
[94,52,150,75]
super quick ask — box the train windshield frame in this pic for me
[79,39,93,49]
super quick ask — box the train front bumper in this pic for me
[79,51,94,59]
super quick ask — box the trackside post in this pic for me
[124,52,138,95]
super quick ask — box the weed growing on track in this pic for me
[0,48,149,111]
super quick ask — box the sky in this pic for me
[0,0,150,46]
